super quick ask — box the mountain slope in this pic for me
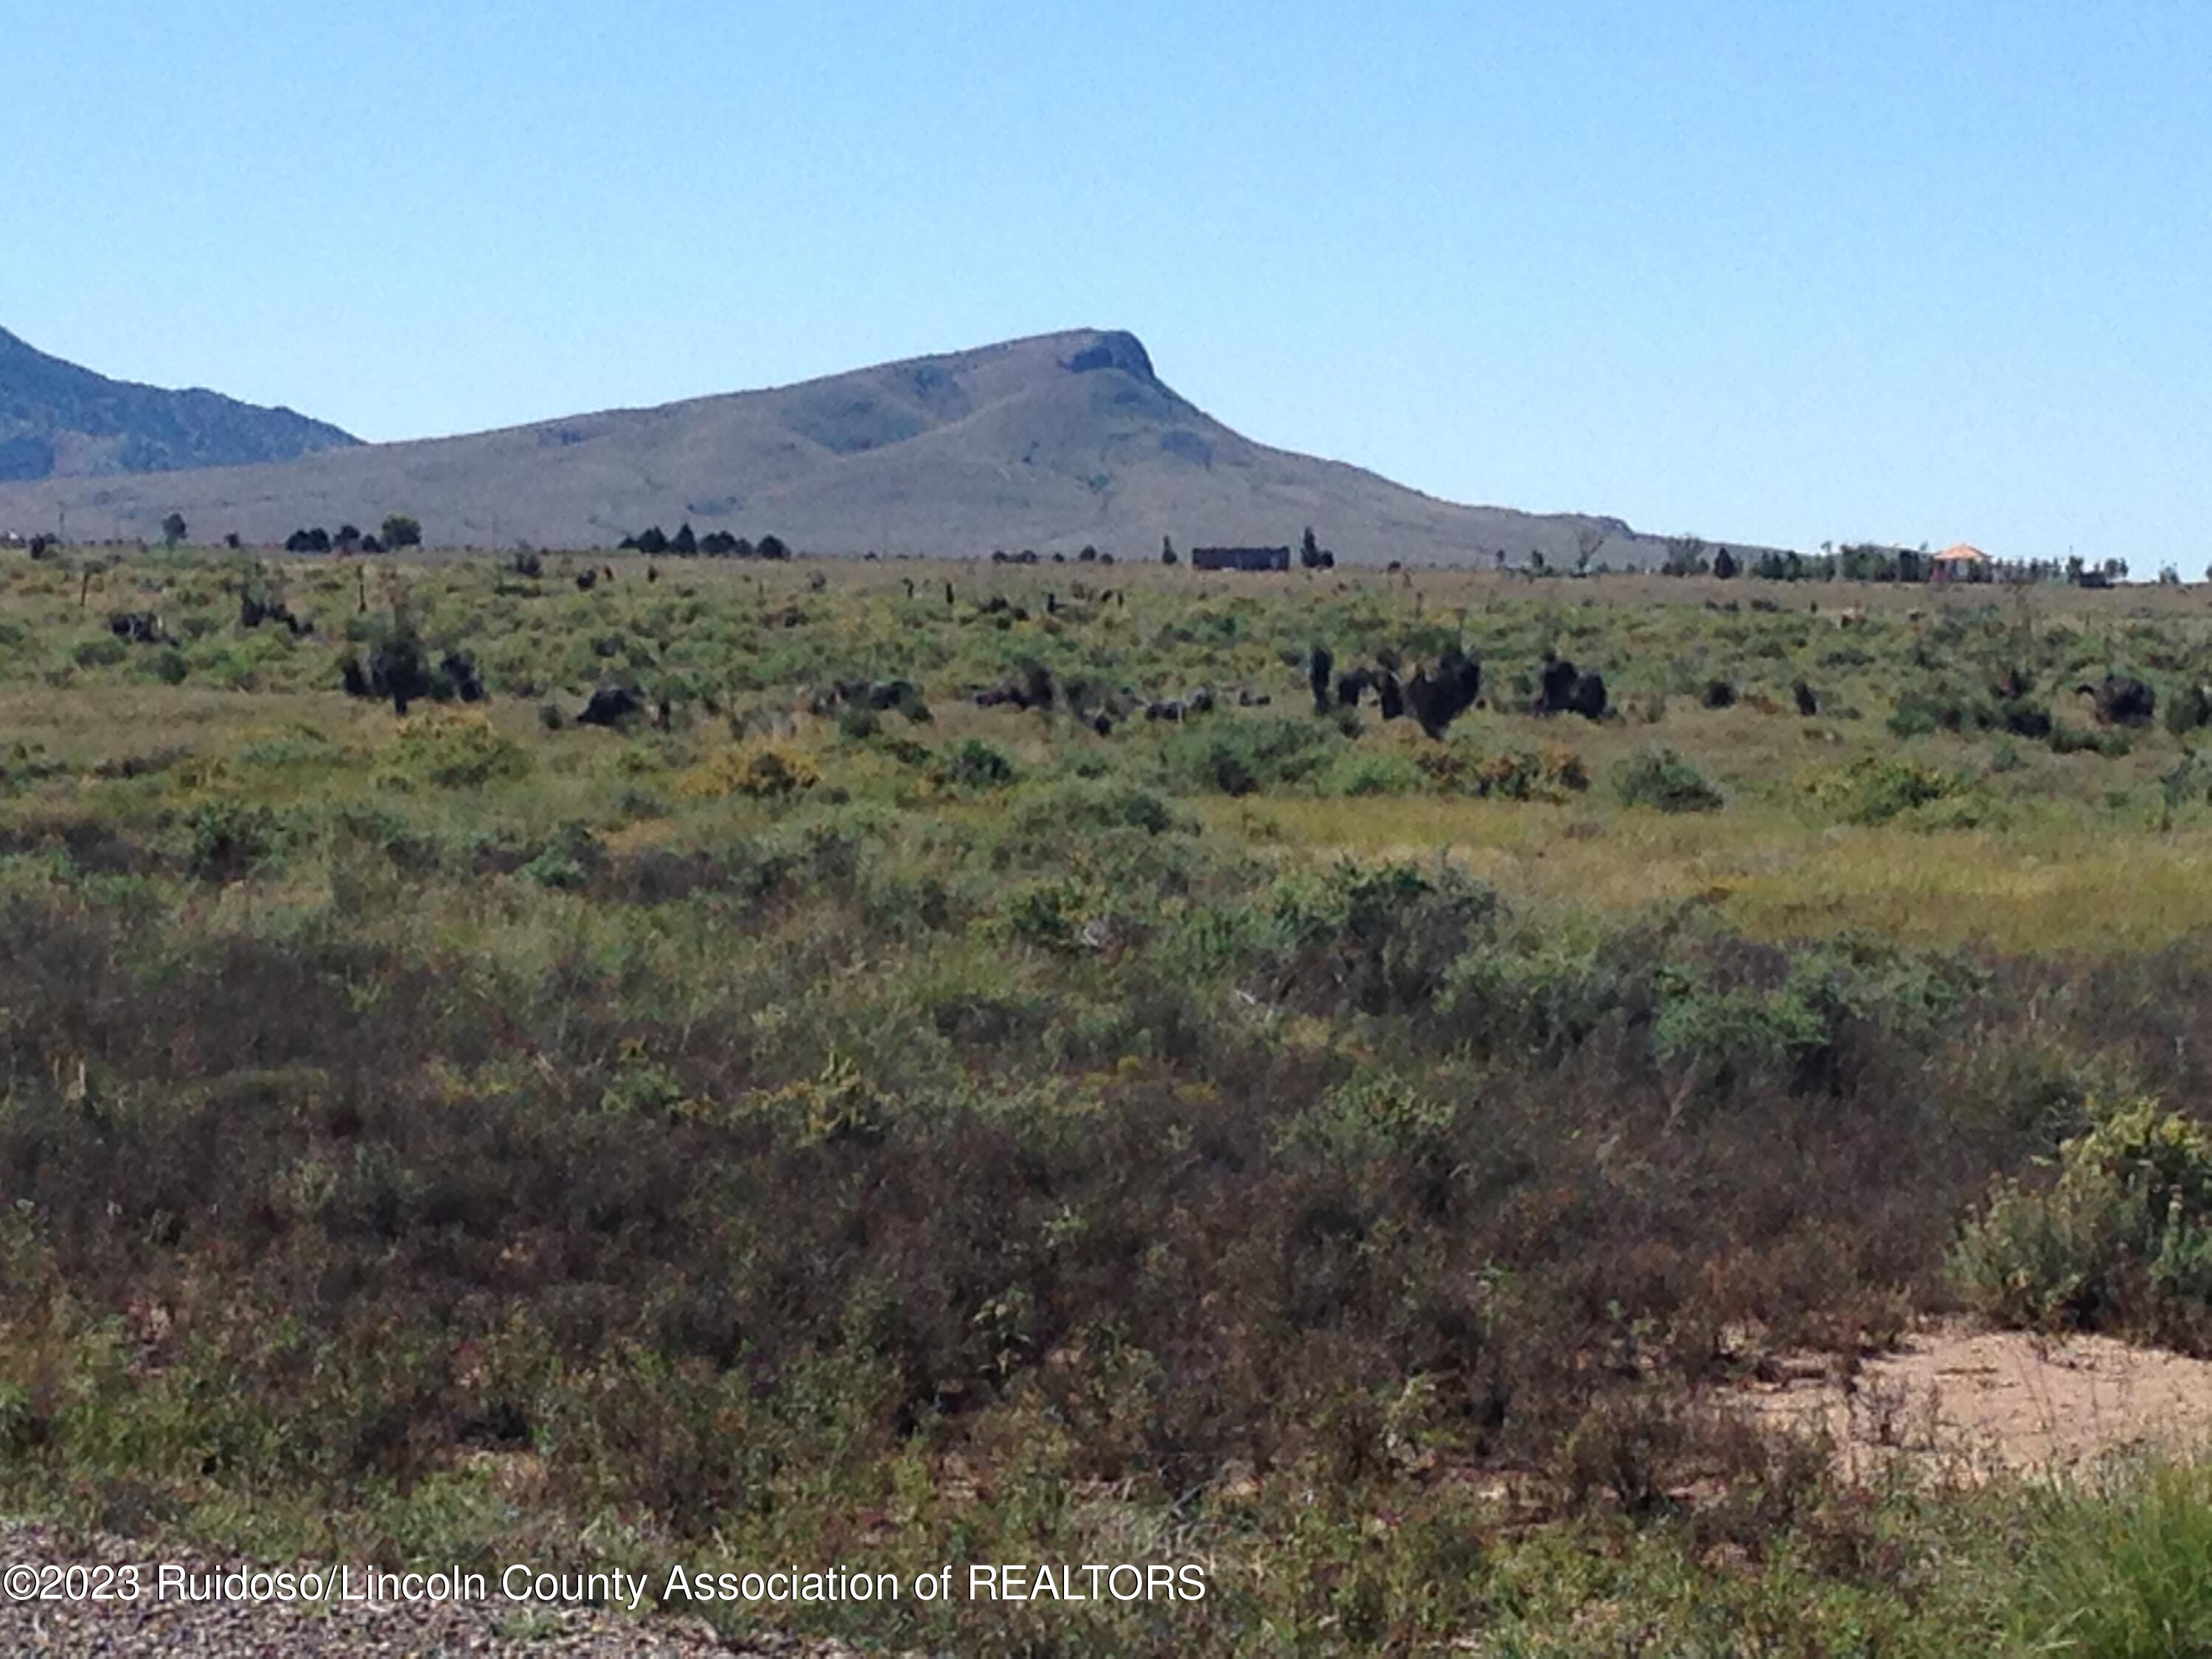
[0,327,358,484]
[0,328,1753,567]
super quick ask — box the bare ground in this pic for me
[1742,1320,2212,1479]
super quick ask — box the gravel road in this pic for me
[0,1520,883,1657]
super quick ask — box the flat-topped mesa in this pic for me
[1063,330,1156,381]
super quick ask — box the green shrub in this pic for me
[376,709,531,790]
[1613,747,1722,812]
[1004,780,1182,841]
[2167,684,2212,736]
[1270,860,1499,1015]
[520,822,605,889]
[2161,751,2212,809]
[1804,754,1958,825]
[2051,721,2133,758]
[1952,1095,2212,1331]
[1649,930,1978,1106]
[939,737,1019,791]
[1158,714,1338,796]
[183,800,282,881]
[1318,748,1425,797]
[1274,1068,1455,1163]
[996,877,1095,952]
[1885,689,1947,738]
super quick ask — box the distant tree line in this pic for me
[1654,534,2130,587]
[282,515,422,556]
[618,524,789,560]
[994,546,1115,566]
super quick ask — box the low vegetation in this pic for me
[7,548,2212,1650]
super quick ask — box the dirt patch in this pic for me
[1742,1321,2212,1479]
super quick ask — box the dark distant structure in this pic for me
[1191,545,1291,572]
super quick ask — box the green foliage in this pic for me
[2052,720,2135,757]
[1273,1068,1455,1162]
[375,709,531,790]
[2168,683,2212,736]
[1158,714,1339,796]
[182,799,283,880]
[2165,751,2212,809]
[1002,779,1183,842]
[1613,746,1722,812]
[939,737,1018,790]
[1317,746,1426,796]
[1954,1095,2212,1332]
[1270,858,1498,1015]
[1804,754,1960,825]
[10,553,2212,1650]
[518,821,604,888]
[2008,1458,2212,1657]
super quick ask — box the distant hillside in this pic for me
[0,328,1764,568]
[0,327,357,487]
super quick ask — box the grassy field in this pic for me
[12,546,2212,1652]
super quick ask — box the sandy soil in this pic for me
[1742,1321,2212,1479]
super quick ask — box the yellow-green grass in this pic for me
[1210,793,2212,956]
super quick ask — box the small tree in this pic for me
[1301,526,1322,569]
[1711,546,1739,580]
[1575,526,1606,575]
[1161,535,1178,566]
[334,524,362,554]
[380,514,422,550]
[672,523,697,556]
[161,512,187,548]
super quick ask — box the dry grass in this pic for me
[1212,793,2212,954]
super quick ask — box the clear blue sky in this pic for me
[7,1,2208,563]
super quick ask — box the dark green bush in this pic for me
[1613,747,1723,812]
[940,737,1018,790]
[1158,714,1339,796]
[183,800,282,881]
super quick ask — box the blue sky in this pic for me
[6,1,2207,563]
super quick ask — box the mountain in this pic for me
[0,327,1756,567]
[0,327,358,485]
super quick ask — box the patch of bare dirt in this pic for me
[1742,1320,2212,1479]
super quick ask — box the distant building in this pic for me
[1191,545,1291,571]
[1930,543,1993,586]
